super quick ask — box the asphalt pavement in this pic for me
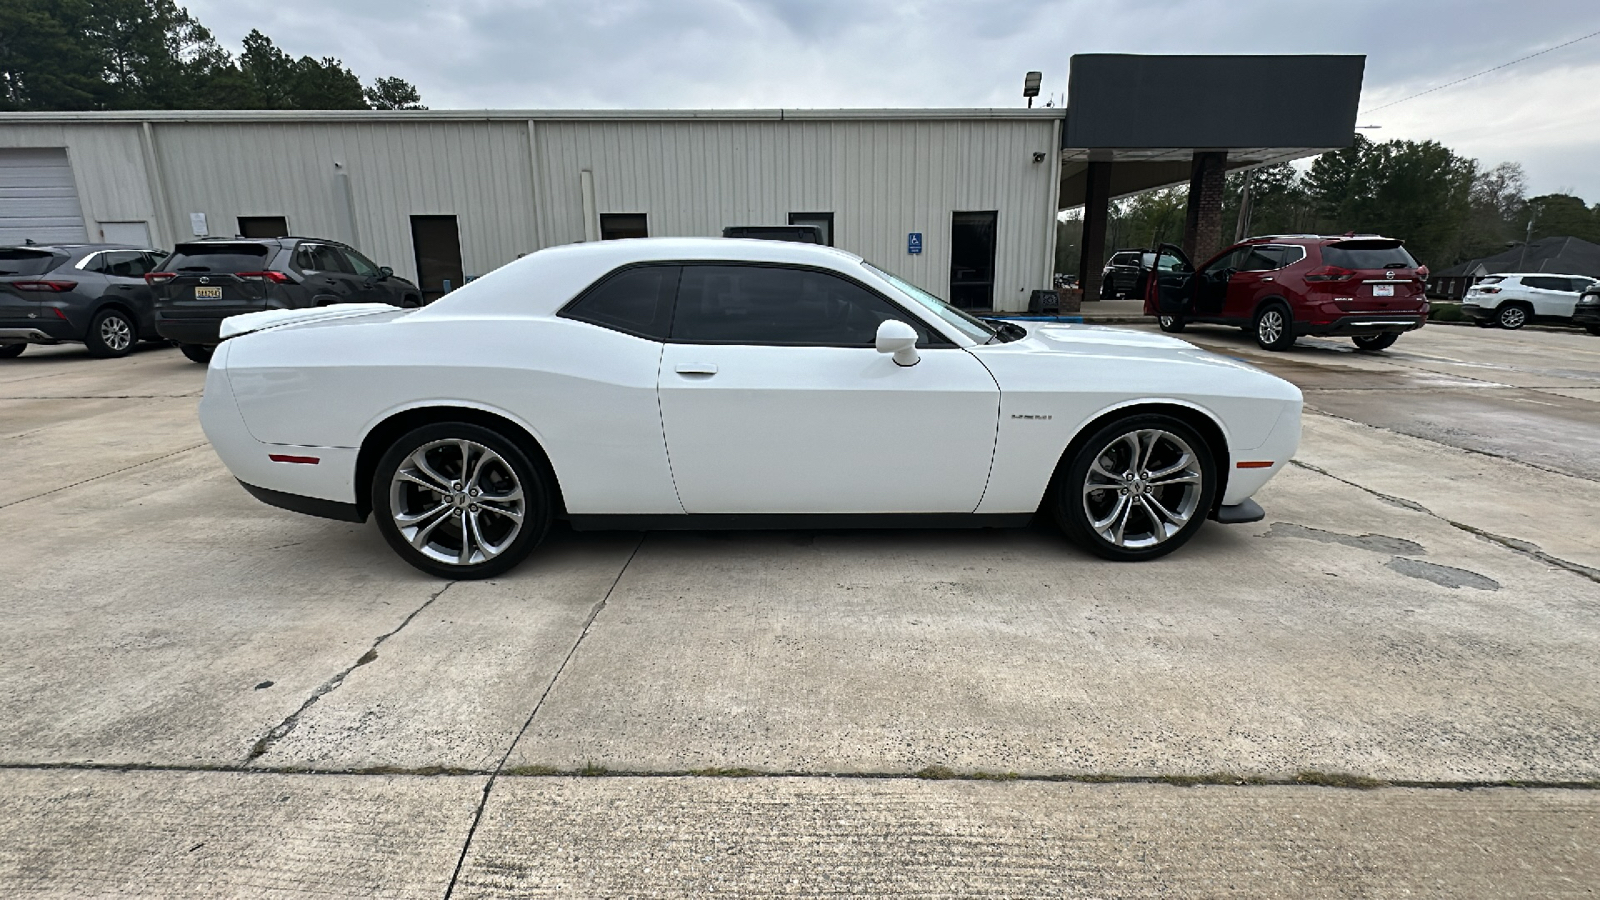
[1,327,1597,898]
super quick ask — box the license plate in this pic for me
[1373,284,1395,297]
[194,286,222,299]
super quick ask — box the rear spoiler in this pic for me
[219,303,402,340]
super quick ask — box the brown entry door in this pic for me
[411,215,463,304]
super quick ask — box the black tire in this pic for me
[1253,303,1296,351]
[1099,281,1115,301]
[1352,332,1399,353]
[1474,319,1496,328]
[179,343,213,364]
[1587,324,1600,336]
[1053,413,1218,562]
[1157,314,1186,333]
[84,308,136,358]
[372,422,552,579]
[0,343,24,359]
[1496,303,1530,330]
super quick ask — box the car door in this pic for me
[1193,246,1248,317]
[292,243,357,306]
[96,250,160,333]
[1146,244,1196,316]
[335,245,399,306]
[656,263,1000,515]
[1224,245,1288,320]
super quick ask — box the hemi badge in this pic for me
[268,454,320,465]
[1236,461,1274,469]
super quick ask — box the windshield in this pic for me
[863,263,997,343]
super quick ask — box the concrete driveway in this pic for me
[1,330,1596,898]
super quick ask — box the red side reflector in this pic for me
[1236,461,1275,469]
[268,454,320,465]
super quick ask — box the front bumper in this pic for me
[1297,313,1426,337]
[1459,303,1495,321]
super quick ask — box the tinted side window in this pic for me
[1202,247,1248,275]
[1238,247,1283,272]
[672,264,926,346]
[562,265,678,340]
[341,247,381,277]
[101,251,153,277]
[1523,276,1566,292]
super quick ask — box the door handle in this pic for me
[675,363,718,376]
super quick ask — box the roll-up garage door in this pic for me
[0,148,88,245]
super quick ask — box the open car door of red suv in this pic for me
[1143,243,1197,319]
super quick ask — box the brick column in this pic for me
[1076,161,1113,301]
[1182,151,1227,263]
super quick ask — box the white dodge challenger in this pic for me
[199,238,1301,578]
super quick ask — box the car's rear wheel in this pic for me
[178,343,213,364]
[1496,304,1529,329]
[1054,414,1217,562]
[1587,324,1600,336]
[1352,332,1398,352]
[1157,315,1186,333]
[1253,303,1295,351]
[85,308,136,358]
[0,343,24,359]
[372,422,551,579]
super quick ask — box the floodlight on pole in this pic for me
[1023,71,1042,108]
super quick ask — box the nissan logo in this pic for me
[1385,270,1394,279]
[199,276,210,284]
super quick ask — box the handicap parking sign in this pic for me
[908,232,923,255]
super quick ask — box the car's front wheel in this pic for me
[85,308,136,358]
[1157,315,1186,333]
[1352,332,1398,352]
[372,422,552,579]
[1054,414,1217,562]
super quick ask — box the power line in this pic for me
[1362,27,1600,114]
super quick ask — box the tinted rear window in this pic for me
[0,249,62,276]
[163,244,271,273]
[562,265,679,340]
[1321,242,1418,270]
[1477,276,1504,285]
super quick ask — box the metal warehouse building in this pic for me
[0,108,1063,311]
[0,55,1365,312]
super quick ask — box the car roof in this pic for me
[1,243,156,253]
[1240,234,1402,245]
[408,237,872,323]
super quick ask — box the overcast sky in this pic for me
[184,0,1600,201]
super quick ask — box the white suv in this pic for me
[1461,273,1598,329]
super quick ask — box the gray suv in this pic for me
[150,237,421,363]
[0,244,168,359]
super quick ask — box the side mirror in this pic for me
[378,266,393,280]
[875,319,920,367]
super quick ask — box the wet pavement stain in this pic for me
[1267,523,1426,556]
[1386,557,1501,591]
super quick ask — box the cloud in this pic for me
[180,0,1600,198]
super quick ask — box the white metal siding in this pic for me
[3,112,1060,309]
[0,148,87,244]
[534,117,1059,309]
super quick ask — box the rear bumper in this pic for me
[155,313,223,346]
[0,327,61,344]
[1297,314,1426,337]
[238,481,365,523]
[1211,498,1264,524]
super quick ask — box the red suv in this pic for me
[1142,235,1429,351]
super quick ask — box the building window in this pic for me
[238,216,289,238]
[788,212,834,246]
[600,213,648,240]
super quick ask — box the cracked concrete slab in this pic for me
[250,531,639,771]
[0,343,202,396]
[0,768,484,898]
[0,450,456,767]
[1296,413,1600,573]
[508,464,1600,782]
[453,776,1600,898]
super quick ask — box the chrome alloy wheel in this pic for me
[100,314,133,352]
[1158,315,1174,328]
[1497,305,1527,328]
[1257,308,1285,345]
[1081,429,1205,550]
[388,439,525,567]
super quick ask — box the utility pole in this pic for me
[1234,169,1255,242]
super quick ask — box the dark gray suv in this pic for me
[150,237,421,363]
[0,244,168,359]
